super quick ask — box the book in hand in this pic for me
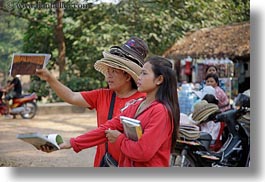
[120,116,143,141]
[9,53,51,77]
[16,132,63,151]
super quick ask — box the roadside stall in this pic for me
[163,22,250,114]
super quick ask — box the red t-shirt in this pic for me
[80,89,145,167]
[70,100,173,167]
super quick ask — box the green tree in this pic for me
[0,12,28,84]
[0,0,250,102]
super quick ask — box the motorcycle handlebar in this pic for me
[215,108,247,123]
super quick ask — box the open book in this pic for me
[120,116,142,141]
[9,53,51,77]
[16,133,63,151]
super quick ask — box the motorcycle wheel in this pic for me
[20,102,37,119]
[170,151,196,167]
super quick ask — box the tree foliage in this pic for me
[0,0,250,102]
[0,12,27,84]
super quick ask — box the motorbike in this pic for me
[0,92,38,119]
[170,92,250,167]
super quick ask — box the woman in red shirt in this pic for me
[51,56,180,167]
[36,37,148,167]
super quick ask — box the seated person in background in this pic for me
[205,73,230,112]
[2,76,22,115]
[201,65,226,92]
[201,94,224,151]
[0,84,3,104]
[192,97,223,152]
[3,77,22,100]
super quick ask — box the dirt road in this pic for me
[0,112,97,167]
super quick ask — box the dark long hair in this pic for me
[147,56,180,153]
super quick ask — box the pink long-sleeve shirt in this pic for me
[70,99,173,167]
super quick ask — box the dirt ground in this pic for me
[0,112,97,167]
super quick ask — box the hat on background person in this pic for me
[193,85,217,100]
[192,100,219,125]
[94,37,149,84]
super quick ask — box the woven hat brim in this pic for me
[179,124,200,140]
[103,51,142,74]
[192,104,219,124]
[193,108,219,124]
[94,58,139,84]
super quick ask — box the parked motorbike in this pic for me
[170,93,250,167]
[0,92,38,119]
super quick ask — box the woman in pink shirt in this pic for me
[205,73,230,112]
[42,56,180,167]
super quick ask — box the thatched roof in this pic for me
[163,22,250,60]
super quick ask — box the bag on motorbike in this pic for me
[99,93,118,167]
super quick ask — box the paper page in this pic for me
[9,53,51,77]
[47,134,63,149]
[16,133,61,151]
[120,116,141,126]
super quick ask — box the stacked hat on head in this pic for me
[94,37,149,84]
[192,100,220,125]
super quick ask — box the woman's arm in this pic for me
[36,69,90,107]
[70,116,123,153]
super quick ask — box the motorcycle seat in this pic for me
[198,132,212,150]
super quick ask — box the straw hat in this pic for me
[179,124,200,140]
[192,100,219,124]
[94,37,149,84]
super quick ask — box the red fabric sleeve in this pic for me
[70,115,124,153]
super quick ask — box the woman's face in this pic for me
[206,66,217,75]
[105,67,129,90]
[137,62,160,93]
[206,77,218,88]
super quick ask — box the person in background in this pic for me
[41,56,180,167]
[0,83,3,104]
[202,65,225,92]
[191,99,222,151]
[205,73,230,112]
[3,77,21,99]
[201,94,224,151]
[36,37,149,167]
[2,76,22,116]
[206,65,218,75]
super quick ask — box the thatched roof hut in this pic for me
[163,22,250,60]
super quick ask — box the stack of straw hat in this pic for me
[192,100,219,125]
